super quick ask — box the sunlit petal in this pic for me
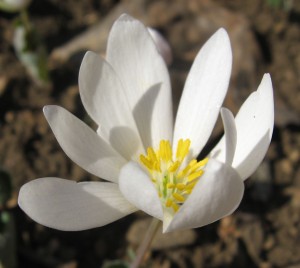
[233,74,274,180]
[165,159,244,232]
[18,178,137,231]
[119,161,163,220]
[43,105,126,182]
[107,14,173,149]
[211,74,274,180]
[79,51,144,160]
[173,28,232,159]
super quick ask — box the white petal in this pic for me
[43,105,126,183]
[119,161,163,220]
[18,178,137,231]
[210,108,237,165]
[173,28,232,158]
[165,159,244,232]
[231,74,274,180]
[107,14,173,149]
[79,51,144,160]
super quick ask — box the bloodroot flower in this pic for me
[18,14,274,233]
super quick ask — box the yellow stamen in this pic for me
[167,183,175,189]
[172,203,179,212]
[139,139,208,214]
[176,183,186,190]
[186,181,197,190]
[189,158,209,173]
[176,139,183,159]
[140,155,152,170]
[173,192,185,202]
[177,159,197,179]
[166,199,172,207]
[159,140,172,162]
[147,147,157,162]
[153,161,161,172]
[176,139,191,161]
[168,161,180,172]
[187,170,204,182]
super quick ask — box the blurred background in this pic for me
[0,0,300,267]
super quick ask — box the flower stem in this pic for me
[130,218,161,268]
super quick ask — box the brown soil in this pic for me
[0,0,300,267]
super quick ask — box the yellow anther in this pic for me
[189,158,209,173]
[186,181,197,190]
[147,147,157,162]
[158,140,172,162]
[172,203,179,212]
[165,141,172,161]
[158,140,164,160]
[151,178,156,183]
[177,169,187,179]
[176,139,191,161]
[153,161,161,172]
[187,170,204,182]
[168,161,180,173]
[176,139,183,159]
[173,192,185,202]
[165,199,172,207]
[167,183,175,189]
[181,139,191,158]
[140,155,152,170]
[188,159,198,167]
[177,159,197,179]
[199,158,209,165]
[176,183,186,190]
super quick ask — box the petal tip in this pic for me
[43,105,56,118]
[42,105,49,115]
[259,73,274,99]
[117,13,135,22]
[215,27,230,42]
[220,107,230,115]
[216,27,228,35]
[262,73,272,84]
[43,105,63,123]
[83,50,97,61]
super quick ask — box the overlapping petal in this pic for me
[79,51,144,160]
[119,162,163,220]
[210,108,237,165]
[173,28,232,159]
[106,14,173,149]
[221,108,237,165]
[18,178,137,231]
[212,74,274,180]
[165,159,244,232]
[43,105,126,182]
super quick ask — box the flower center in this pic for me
[140,139,208,214]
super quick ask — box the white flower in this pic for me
[18,14,274,233]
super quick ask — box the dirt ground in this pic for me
[0,0,300,267]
